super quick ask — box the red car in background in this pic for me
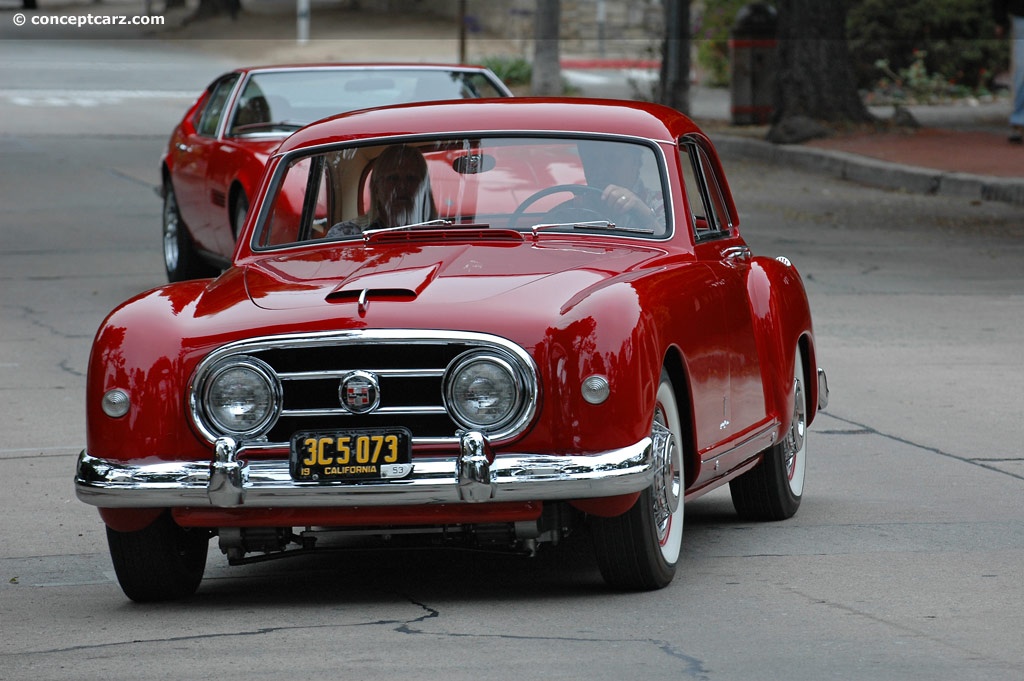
[161,63,512,281]
[80,99,828,601]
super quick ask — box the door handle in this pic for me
[721,246,751,262]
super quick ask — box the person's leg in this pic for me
[1010,15,1024,141]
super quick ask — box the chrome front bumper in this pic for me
[75,431,655,509]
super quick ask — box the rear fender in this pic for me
[747,256,821,428]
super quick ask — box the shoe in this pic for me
[1010,127,1023,144]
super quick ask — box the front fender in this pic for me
[86,281,215,464]
[525,276,662,455]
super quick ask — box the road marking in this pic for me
[2,89,195,107]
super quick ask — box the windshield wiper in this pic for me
[362,219,454,238]
[530,220,654,237]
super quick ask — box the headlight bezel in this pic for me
[443,349,534,439]
[193,355,282,440]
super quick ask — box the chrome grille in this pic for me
[189,329,538,447]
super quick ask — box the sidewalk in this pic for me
[148,2,1024,207]
[691,88,1024,207]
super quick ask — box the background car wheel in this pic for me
[106,512,210,602]
[730,347,807,521]
[231,190,249,240]
[591,369,684,590]
[163,180,217,282]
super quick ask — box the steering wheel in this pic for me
[507,184,606,229]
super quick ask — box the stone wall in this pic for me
[347,0,664,59]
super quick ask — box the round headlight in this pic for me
[445,353,522,432]
[202,357,280,437]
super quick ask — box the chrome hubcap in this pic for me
[163,193,179,272]
[784,376,806,479]
[651,415,681,543]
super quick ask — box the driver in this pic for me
[575,140,663,231]
[327,144,437,237]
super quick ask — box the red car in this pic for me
[161,63,512,282]
[79,99,828,601]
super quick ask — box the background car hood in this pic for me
[243,240,667,315]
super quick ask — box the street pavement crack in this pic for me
[394,599,711,680]
[822,413,1024,481]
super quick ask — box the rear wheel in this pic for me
[163,179,217,282]
[730,347,807,520]
[592,370,684,590]
[106,512,210,602]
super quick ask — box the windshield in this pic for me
[229,69,508,134]
[255,136,670,247]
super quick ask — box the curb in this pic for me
[710,134,1024,207]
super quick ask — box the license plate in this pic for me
[289,428,413,482]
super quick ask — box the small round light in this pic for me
[581,375,610,404]
[202,357,280,437]
[101,389,131,418]
[445,353,521,432]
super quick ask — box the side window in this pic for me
[261,154,332,247]
[679,138,733,240]
[196,75,240,138]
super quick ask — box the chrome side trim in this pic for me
[75,436,654,510]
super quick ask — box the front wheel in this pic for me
[730,347,807,521]
[106,512,209,602]
[591,370,684,590]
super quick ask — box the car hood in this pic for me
[243,239,667,317]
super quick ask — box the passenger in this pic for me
[327,144,437,237]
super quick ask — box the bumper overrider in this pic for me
[75,431,656,509]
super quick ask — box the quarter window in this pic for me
[196,75,240,138]
[679,138,733,240]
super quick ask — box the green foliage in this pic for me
[847,0,1009,93]
[694,0,1008,100]
[694,0,751,87]
[479,55,532,87]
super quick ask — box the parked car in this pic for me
[78,98,828,601]
[160,63,513,282]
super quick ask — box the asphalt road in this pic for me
[1,39,1023,681]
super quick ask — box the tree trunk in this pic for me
[184,0,241,24]
[770,0,873,142]
[658,0,691,114]
[531,0,561,96]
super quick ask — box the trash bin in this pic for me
[729,3,778,125]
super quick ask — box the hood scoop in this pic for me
[325,264,439,314]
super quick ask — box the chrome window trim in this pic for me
[251,131,675,252]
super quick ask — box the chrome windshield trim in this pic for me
[75,436,653,509]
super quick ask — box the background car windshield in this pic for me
[230,70,507,133]
[257,136,669,247]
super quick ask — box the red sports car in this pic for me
[160,63,512,282]
[80,98,828,601]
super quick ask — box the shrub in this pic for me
[694,0,751,87]
[694,0,1009,96]
[479,56,532,88]
[847,0,1009,92]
